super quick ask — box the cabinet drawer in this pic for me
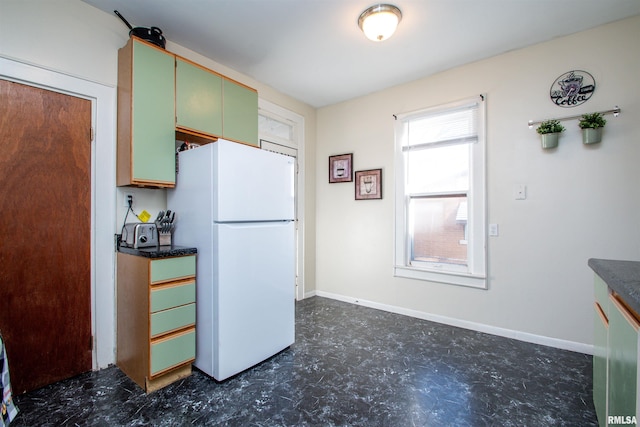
[151,281,195,313]
[150,328,195,376]
[150,303,196,337]
[150,255,196,284]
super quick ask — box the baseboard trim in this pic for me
[303,290,318,299]
[312,290,593,355]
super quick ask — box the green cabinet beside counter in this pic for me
[593,300,608,427]
[608,294,639,424]
[117,252,196,392]
[592,271,640,427]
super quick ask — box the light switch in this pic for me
[489,223,499,236]
[515,184,527,200]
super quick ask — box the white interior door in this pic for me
[259,100,305,301]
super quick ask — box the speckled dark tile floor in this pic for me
[11,296,597,426]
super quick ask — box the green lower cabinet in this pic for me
[593,302,608,427]
[116,252,197,392]
[608,295,639,424]
[150,329,196,376]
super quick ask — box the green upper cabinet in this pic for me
[223,78,258,146]
[175,58,223,138]
[118,39,259,188]
[117,38,176,187]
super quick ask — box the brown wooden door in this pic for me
[0,79,92,394]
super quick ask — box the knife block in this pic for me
[159,231,172,246]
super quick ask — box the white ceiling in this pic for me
[82,0,640,108]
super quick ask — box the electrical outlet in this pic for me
[123,193,133,208]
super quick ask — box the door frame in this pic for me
[258,99,306,301]
[0,56,116,369]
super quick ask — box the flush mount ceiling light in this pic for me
[358,4,402,42]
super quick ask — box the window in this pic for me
[394,95,486,288]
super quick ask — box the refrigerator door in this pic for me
[213,140,295,222]
[214,221,295,380]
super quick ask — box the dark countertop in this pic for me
[589,258,640,314]
[118,244,197,258]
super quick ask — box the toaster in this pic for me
[122,223,158,248]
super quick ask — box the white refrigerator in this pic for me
[168,139,295,381]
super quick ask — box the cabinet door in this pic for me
[223,79,258,146]
[176,58,223,137]
[595,275,609,318]
[608,295,639,423]
[593,302,608,427]
[131,40,176,186]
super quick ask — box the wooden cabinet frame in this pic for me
[117,252,196,392]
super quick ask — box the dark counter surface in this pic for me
[589,258,640,314]
[118,244,197,258]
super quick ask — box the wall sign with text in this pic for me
[550,70,595,108]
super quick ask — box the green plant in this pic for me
[536,119,565,134]
[579,112,607,129]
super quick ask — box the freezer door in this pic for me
[214,140,295,222]
[214,221,295,380]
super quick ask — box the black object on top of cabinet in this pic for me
[115,10,166,49]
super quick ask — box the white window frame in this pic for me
[394,95,487,289]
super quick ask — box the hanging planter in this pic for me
[536,119,565,149]
[541,133,560,149]
[579,112,606,144]
[582,127,603,144]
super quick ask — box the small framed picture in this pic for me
[355,169,382,200]
[329,153,353,183]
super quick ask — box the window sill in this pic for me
[394,266,487,289]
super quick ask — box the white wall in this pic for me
[316,15,640,350]
[0,0,317,367]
